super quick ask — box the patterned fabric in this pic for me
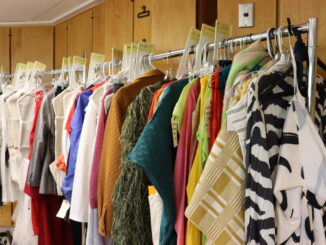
[185,123,245,244]
[185,72,253,245]
[245,61,293,244]
[314,75,326,144]
[274,92,326,244]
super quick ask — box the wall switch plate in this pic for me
[239,3,254,28]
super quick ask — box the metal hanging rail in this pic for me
[0,18,318,115]
[147,18,317,117]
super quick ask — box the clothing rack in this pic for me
[148,18,318,117]
[0,18,318,116]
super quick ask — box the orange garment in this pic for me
[97,70,164,237]
[147,80,176,121]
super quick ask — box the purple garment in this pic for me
[61,89,93,201]
[89,89,113,209]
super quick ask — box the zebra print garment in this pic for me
[245,61,294,244]
[314,75,326,144]
[274,92,326,244]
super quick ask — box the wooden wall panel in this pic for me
[134,0,152,43]
[0,204,12,226]
[54,21,68,69]
[152,0,196,71]
[93,1,107,55]
[218,0,277,36]
[106,0,133,60]
[278,0,326,77]
[67,10,93,61]
[0,27,10,71]
[11,26,54,70]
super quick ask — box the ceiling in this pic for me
[0,0,103,25]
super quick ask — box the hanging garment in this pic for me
[186,75,210,245]
[111,80,164,245]
[148,186,163,245]
[222,40,270,122]
[209,67,224,149]
[185,72,254,245]
[25,86,73,245]
[245,61,293,244]
[24,90,46,235]
[86,88,113,245]
[28,86,63,194]
[98,69,164,237]
[130,78,189,245]
[70,84,104,222]
[274,92,326,245]
[314,75,326,144]
[52,86,73,161]
[173,78,200,245]
[0,91,18,203]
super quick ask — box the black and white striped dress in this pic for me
[245,61,294,244]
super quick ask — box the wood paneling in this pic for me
[54,21,68,69]
[218,0,277,36]
[152,0,196,71]
[0,27,10,71]
[93,1,107,55]
[67,10,93,61]
[152,0,196,53]
[106,0,133,60]
[278,0,326,77]
[134,0,152,43]
[11,26,54,70]
[0,204,12,226]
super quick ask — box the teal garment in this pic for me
[130,78,189,245]
[218,64,231,92]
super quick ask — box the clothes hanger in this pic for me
[266,28,275,59]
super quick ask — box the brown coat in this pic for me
[97,69,164,237]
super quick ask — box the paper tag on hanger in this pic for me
[62,57,69,69]
[30,61,46,85]
[134,41,154,78]
[128,43,139,79]
[112,48,123,75]
[213,20,232,64]
[194,24,215,72]
[56,199,70,219]
[0,65,8,75]
[69,56,86,89]
[121,44,132,72]
[33,61,47,72]
[171,116,179,147]
[87,53,105,86]
[176,27,200,79]
[13,63,26,88]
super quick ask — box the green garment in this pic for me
[196,75,212,172]
[112,80,164,245]
[130,78,189,245]
[172,78,199,134]
[222,40,270,122]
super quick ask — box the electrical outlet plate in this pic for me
[239,3,254,28]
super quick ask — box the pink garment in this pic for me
[173,81,201,245]
[89,89,113,209]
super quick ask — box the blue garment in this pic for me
[61,89,93,201]
[218,64,231,92]
[130,78,188,245]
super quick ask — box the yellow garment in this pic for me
[186,75,209,245]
